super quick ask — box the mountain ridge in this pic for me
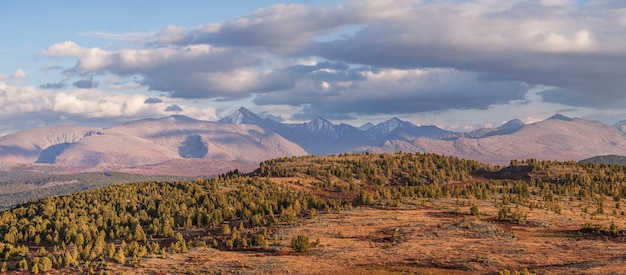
[2,108,626,177]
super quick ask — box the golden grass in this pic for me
[112,191,626,275]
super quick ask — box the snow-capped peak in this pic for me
[218,107,262,125]
[358,122,375,131]
[375,117,405,134]
[305,117,335,133]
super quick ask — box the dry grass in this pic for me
[111,193,626,275]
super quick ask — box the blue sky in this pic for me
[1,0,625,135]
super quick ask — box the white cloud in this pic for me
[255,67,526,119]
[154,25,186,44]
[9,68,27,81]
[0,81,217,134]
[30,0,626,128]
[79,30,156,43]
[42,41,113,72]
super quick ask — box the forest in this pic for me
[0,171,190,211]
[2,152,626,273]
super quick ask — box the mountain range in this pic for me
[2,107,626,177]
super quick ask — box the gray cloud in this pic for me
[38,0,626,121]
[73,78,98,89]
[142,69,293,100]
[164,104,183,112]
[304,2,626,110]
[39,82,66,89]
[255,69,526,120]
[43,42,269,99]
[188,4,362,50]
[143,97,163,104]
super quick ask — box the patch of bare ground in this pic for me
[111,196,626,275]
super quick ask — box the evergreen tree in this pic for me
[114,247,126,264]
[291,235,310,252]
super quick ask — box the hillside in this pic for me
[580,155,626,165]
[368,116,626,164]
[0,170,191,210]
[2,153,626,273]
[0,115,306,175]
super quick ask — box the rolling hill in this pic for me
[0,115,306,176]
[367,115,626,164]
[2,110,626,179]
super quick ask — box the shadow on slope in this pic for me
[35,142,74,164]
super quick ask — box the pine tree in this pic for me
[222,224,231,235]
[18,258,28,271]
[40,256,53,272]
[133,224,147,242]
[114,247,126,264]
[291,235,310,252]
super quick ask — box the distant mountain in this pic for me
[365,118,451,142]
[217,107,283,131]
[219,108,374,155]
[441,119,525,140]
[3,109,626,176]
[0,115,306,176]
[218,108,450,155]
[282,118,373,155]
[614,120,626,135]
[548,113,574,121]
[0,125,94,163]
[367,116,626,164]
[579,155,626,165]
[357,122,375,131]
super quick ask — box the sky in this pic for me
[2,0,626,135]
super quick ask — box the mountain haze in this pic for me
[2,110,626,177]
[218,108,449,155]
[368,115,626,164]
[0,114,306,175]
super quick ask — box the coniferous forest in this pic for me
[2,152,626,273]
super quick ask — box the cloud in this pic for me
[79,30,156,43]
[40,82,67,89]
[190,4,362,50]
[36,0,626,122]
[80,25,187,45]
[304,0,626,109]
[72,78,99,89]
[41,41,276,99]
[41,66,64,75]
[255,68,526,119]
[143,97,163,104]
[10,69,27,81]
[153,25,187,45]
[0,81,217,134]
[164,104,183,112]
